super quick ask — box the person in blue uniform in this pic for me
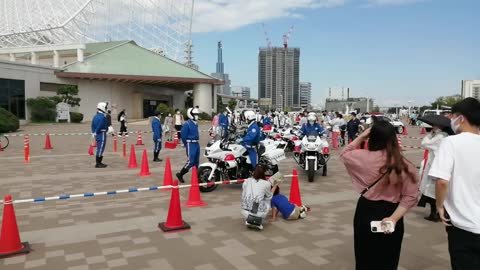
[218,110,229,140]
[176,107,200,183]
[300,113,325,136]
[91,102,108,168]
[236,110,261,168]
[152,111,163,162]
[263,112,271,126]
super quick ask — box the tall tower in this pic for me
[216,41,224,73]
[211,41,231,95]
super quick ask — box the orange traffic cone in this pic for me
[93,140,97,147]
[159,180,191,232]
[397,137,403,150]
[185,166,208,207]
[289,169,303,207]
[44,133,53,150]
[138,149,151,177]
[0,195,31,258]
[128,144,138,168]
[421,127,426,135]
[173,132,179,145]
[402,126,408,135]
[420,150,429,180]
[136,131,144,146]
[165,141,177,149]
[88,143,94,156]
[113,135,117,153]
[122,136,127,158]
[162,157,174,192]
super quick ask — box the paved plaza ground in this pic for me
[0,121,451,270]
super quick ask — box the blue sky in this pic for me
[191,0,479,107]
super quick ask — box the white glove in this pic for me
[235,138,242,144]
[91,133,96,138]
[107,126,114,134]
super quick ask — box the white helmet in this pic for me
[307,114,316,124]
[187,107,200,120]
[97,102,108,113]
[244,110,256,122]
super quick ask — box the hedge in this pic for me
[26,97,56,122]
[0,108,20,133]
[70,112,84,123]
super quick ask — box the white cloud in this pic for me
[192,0,346,33]
[366,0,426,6]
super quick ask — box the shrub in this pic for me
[155,103,175,117]
[0,108,20,133]
[26,97,57,122]
[70,112,84,123]
[199,112,212,121]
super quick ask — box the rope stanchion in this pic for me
[4,130,216,137]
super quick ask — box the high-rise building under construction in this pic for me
[258,47,300,111]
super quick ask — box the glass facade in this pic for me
[0,78,26,119]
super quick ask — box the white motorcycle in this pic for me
[293,131,330,182]
[199,138,287,192]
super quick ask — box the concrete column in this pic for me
[53,50,60,67]
[9,53,16,62]
[77,48,84,62]
[30,52,38,65]
[193,83,213,114]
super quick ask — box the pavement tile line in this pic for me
[0,174,296,204]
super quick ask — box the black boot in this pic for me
[176,168,188,183]
[96,156,107,168]
[425,202,440,222]
[153,152,162,162]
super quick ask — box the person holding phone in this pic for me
[340,121,418,270]
[241,165,273,230]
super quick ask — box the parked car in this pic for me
[360,114,405,134]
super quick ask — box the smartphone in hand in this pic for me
[370,221,395,233]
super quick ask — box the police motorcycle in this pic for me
[198,130,287,193]
[293,130,330,182]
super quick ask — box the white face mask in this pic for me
[176,111,180,115]
[193,115,199,121]
[450,115,462,134]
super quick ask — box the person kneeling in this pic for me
[241,165,273,230]
[270,186,307,222]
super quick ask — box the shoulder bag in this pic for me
[361,171,389,196]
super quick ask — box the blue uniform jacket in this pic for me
[242,122,260,146]
[181,120,199,145]
[91,112,107,136]
[300,123,325,136]
[152,117,162,140]
[219,114,229,128]
[263,117,271,126]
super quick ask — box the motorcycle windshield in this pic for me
[306,131,318,142]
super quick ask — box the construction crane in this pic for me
[261,23,272,48]
[283,25,294,48]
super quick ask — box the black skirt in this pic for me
[354,196,405,270]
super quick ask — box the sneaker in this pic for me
[299,210,307,219]
[245,221,263,230]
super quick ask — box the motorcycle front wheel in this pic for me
[198,167,218,192]
[308,159,315,182]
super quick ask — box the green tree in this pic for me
[227,99,237,111]
[156,103,174,116]
[431,95,462,109]
[185,92,194,108]
[216,95,226,113]
[51,85,81,107]
[373,105,380,112]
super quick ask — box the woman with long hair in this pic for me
[340,120,419,270]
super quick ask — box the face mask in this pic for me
[308,120,314,125]
[193,115,199,121]
[176,111,180,114]
[450,115,462,134]
[168,114,171,117]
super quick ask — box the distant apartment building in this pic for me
[258,47,300,111]
[325,97,374,114]
[461,80,480,99]
[300,82,311,109]
[232,86,251,98]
